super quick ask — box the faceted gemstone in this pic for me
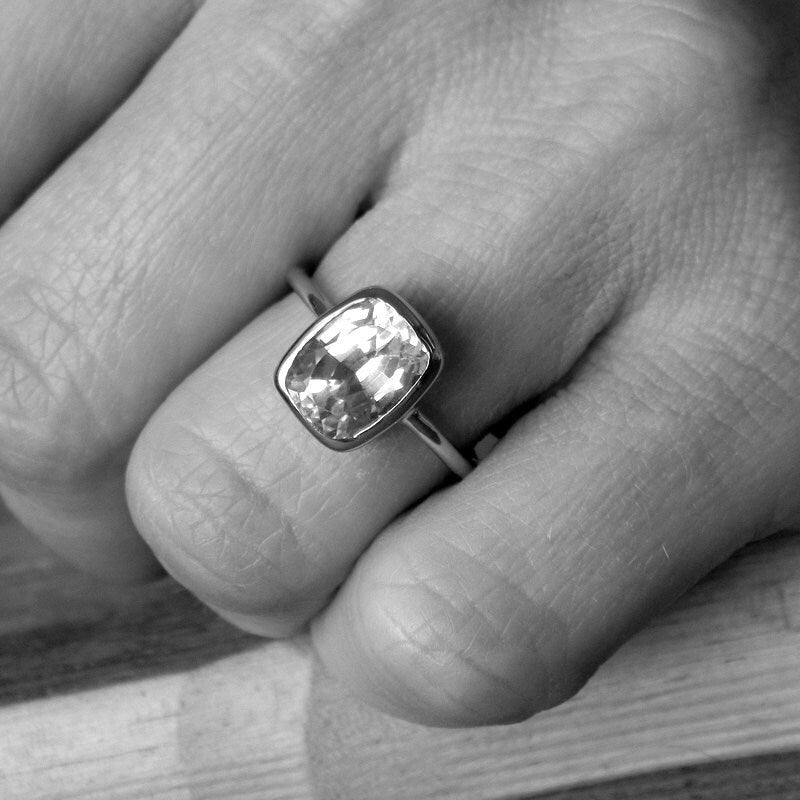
[283,296,431,441]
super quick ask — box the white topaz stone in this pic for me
[283,297,431,441]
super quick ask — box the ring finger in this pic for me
[123,81,699,631]
[123,1,766,629]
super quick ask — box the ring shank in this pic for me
[287,266,334,316]
[286,266,476,478]
[402,409,475,479]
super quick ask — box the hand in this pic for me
[2,0,799,726]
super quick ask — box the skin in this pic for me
[1,0,799,727]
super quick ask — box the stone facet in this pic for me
[282,296,431,442]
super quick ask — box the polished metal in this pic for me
[280,266,475,478]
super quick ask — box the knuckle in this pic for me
[127,414,322,626]
[544,1,774,122]
[202,0,367,90]
[609,1,766,80]
[0,295,109,488]
[360,545,565,725]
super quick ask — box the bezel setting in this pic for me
[275,287,443,451]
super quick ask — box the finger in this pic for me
[0,0,199,577]
[0,0,199,220]
[311,291,800,726]
[0,0,410,578]
[125,1,770,621]
[124,114,642,627]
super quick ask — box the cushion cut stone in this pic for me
[283,296,431,442]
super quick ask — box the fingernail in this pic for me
[208,604,306,638]
[207,605,274,636]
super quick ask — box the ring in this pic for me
[275,266,475,478]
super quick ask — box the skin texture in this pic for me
[1,0,799,726]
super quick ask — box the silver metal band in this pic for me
[287,266,475,478]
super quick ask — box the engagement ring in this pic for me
[275,266,474,478]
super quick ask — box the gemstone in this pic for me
[282,296,431,442]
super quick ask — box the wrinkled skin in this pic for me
[1,0,799,726]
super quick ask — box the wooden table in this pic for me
[2,509,799,799]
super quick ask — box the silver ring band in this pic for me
[277,266,475,479]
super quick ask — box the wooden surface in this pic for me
[1,510,799,799]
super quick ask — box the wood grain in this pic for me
[1,510,800,800]
[526,752,800,800]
